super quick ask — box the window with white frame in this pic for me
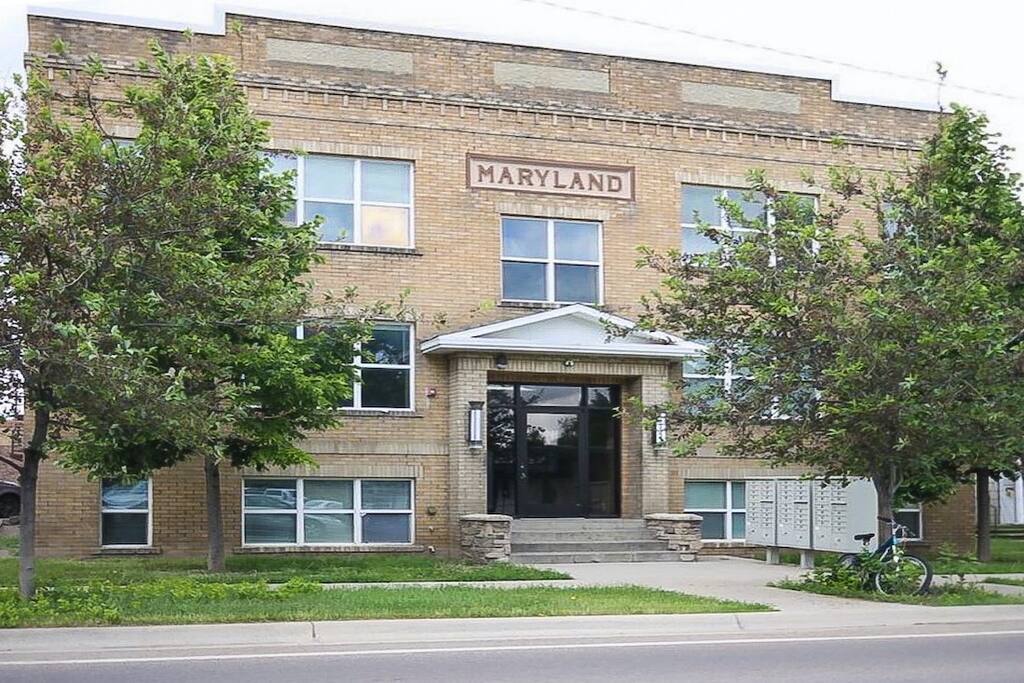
[242,478,414,545]
[895,504,923,541]
[685,480,746,541]
[681,185,816,255]
[268,153,413,247]
[500,217,602,304]
[298,322,414,410]
[101,479,151,547]
[681,354,745,408]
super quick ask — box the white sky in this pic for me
[2,0,1022,175]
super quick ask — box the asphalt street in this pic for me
[3,625,1023,683]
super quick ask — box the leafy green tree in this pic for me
[0,39,371,594]
[637,107,1024,542]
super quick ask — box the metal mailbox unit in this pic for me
[746,478,878,567]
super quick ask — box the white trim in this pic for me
[895,504,923,542]
[421,304,700,361]
[99,478,153,548]
[242,477,414,547]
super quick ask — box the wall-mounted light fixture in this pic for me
[652,411,668,446]
[468,400,484,448]
[494,353,509,370]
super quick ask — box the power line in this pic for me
[512,0,1022,102]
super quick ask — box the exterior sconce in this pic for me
[468,400,484,448]
[494,353,509,369]
[652,411,668,446]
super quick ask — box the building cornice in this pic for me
[27,53,927,155]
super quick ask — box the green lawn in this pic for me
[775,579,1024,606]
[0,535,16,555]
[0,580,771,628]
[933,538,1024,575]
[0,553,568,586]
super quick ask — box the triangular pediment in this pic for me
[421,304,703,359]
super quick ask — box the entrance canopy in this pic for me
[421,304,702,360]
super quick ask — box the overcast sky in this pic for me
[2,0,1022,175]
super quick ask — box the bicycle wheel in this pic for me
[874,554,933,596]
[837,553,860,570]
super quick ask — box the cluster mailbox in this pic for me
[746,478,878,556]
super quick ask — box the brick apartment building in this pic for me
[25,11,975,560]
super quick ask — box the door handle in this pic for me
[519,464,527,480]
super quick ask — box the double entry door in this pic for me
[487,383,620,518]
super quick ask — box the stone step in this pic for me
[511,519,648,531]
[512,540,668,553]
[511,530,660,543]
[511,550,684,564]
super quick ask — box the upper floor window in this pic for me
[269,154,413,247]
[101,479,151,547]
[681,185,765,254]
[500,217,602,304]
[681,185,816,255]
[299,322,414,411]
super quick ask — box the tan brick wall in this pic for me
[23,13,971,558]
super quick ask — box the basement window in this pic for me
[100,479,152,547]
[685,480,746,541]
[242,478,414,546]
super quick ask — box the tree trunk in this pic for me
[19,407,49,601]
[976,468,992,562]
[873,474,896,543]
[204,452,225,572]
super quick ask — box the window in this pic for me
[242,478,414,545]
[895,505,923,541]
[682,354,745,407]
[298,323,414,411]
[101,479,151,547]
[681,185,765,254]
[685,480,746,541]
[500,217,602,304]
[681,185,816,255]
[268,153,413,247]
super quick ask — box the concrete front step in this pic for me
[511,550,682,564]
[511,530,660,543]
[512,540,669,553]
[511,519,648,531]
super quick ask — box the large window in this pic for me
[681,185,816,255]
[682,355,745,408]
[242,478,414,545]
[685,480,746,541]
[500,217,602,304]
[268,153,413,247]
[297,323,414,411]
[101,479,151,547]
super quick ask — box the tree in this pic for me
[879,106,1024,559]
[43,42,379,572]
[0,37,372,595]
[637,107,1024,540]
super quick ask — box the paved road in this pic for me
[4,624,1023,683]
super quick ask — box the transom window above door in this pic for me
[268,153,413,247]
[500,217,602,304]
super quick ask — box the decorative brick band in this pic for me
[459,513,513,564]
[644,513,703,561]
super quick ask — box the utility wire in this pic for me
[512,0,1022,102]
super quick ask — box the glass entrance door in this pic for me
[487,383,619,518]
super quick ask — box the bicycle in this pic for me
[838,516,933,595]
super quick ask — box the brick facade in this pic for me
[25,12,974,558]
